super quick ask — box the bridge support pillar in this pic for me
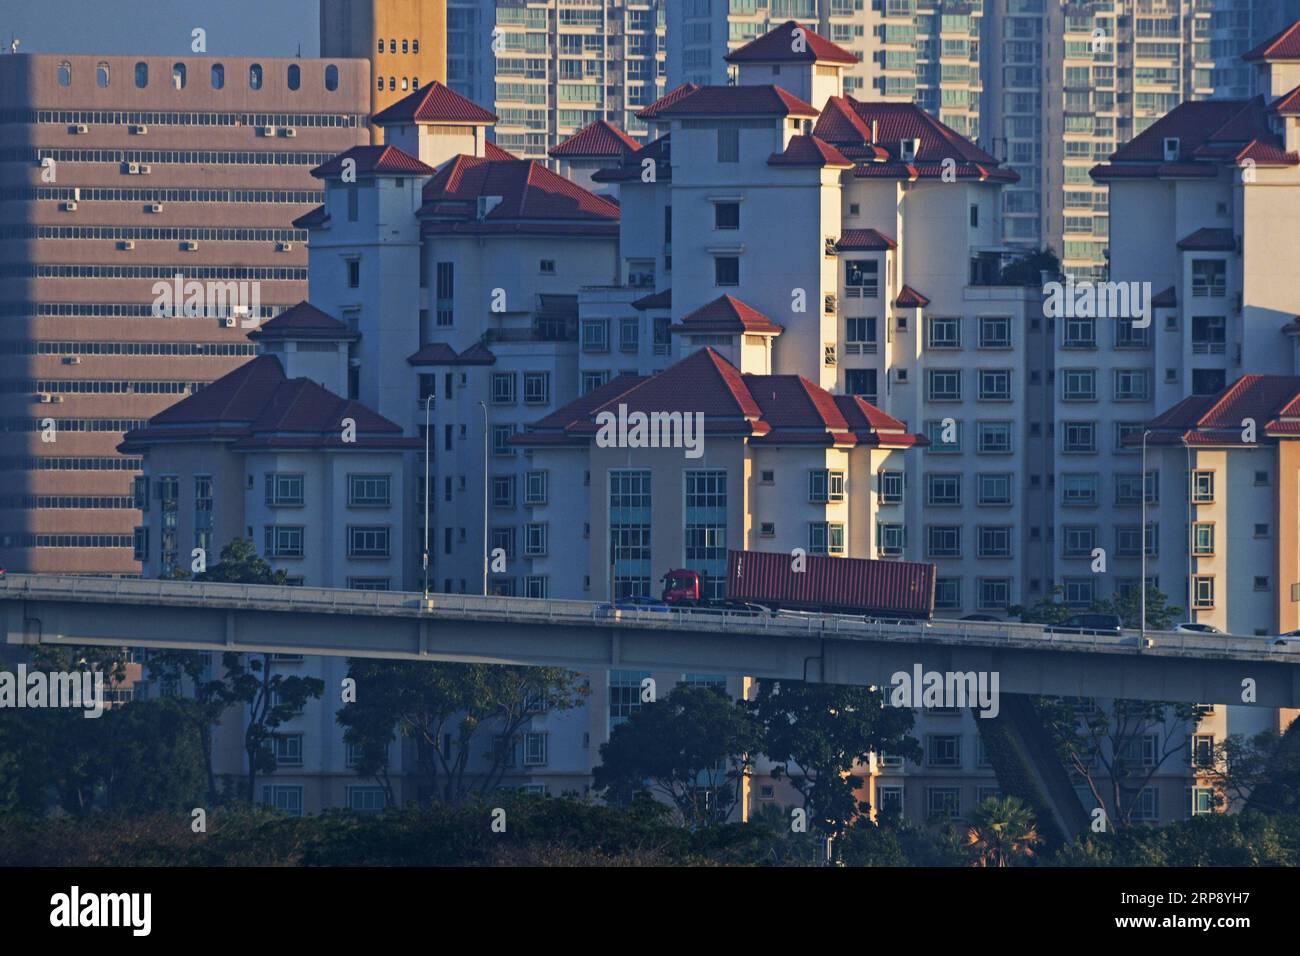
[4,602,37,646]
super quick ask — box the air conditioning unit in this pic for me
[118,240,135,250]
[71,124,89,134]
[129,124,147,135]
[628,272,653,287]
[138,164,152,175]
[276,241,293,252]
[51,395,64,403]
[148,202,163,213]
[220,317,236,328]
[62,356,81,365]
[37,392,52,403]
[824,293,838,314]
[257,126,274,137]
[181,241,199,251]
[123,162,140,174]
[60,200,77,211]
[279,127,297,138]
[1162,137,1180,162]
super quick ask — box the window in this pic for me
[1191,259,1226,297]
[926,474,961,506]
[262,785,303,816]
[976,422,1013,454]
[978,369,1012,401]
[808,470,845,503]
[1062,368,1096,401]
[97,62,110,88]
[347,526,390,558]
[1190,522,1215,556]
[492,425,516,456]
[268,734,303,766]
[926,316,961,349]
[286,64,300,90]
[524,470,548,506]
[1192,575,1215,609]
[265,473,304,507]
[1063,578,1095,607]
[264,525,304,558]
[609,669,651,726]
[524,523,548,557]
[524,576,548,598]
[1113,369,1150,401]
[1063,316,1095,348]
[1190,471,1214,503]
[979,316,1011,348]
[492,476,515,508]
[977,473,1012,506]
[717,123,739,162]
[845,260,879,297]
[924,419,961,452]
[1114,474,1145,506]
[876,786,903,817]
[1061,473,1098,506]
[1188,787,1215,818]
[523,371,550,405]
[492,372,517,405]
[714,202,740,230]
[348,787,386,812]
[927,735,961,768]
[134,62,149,88]
[325,64,339,91]
[1062,526,1097,557]
[1115,421,1144,453]
[714,256,739,286]
[348,474,390,507]
[249,63,263,90]
[523,732,548,766]
[1191,734,1214,768]
[435,262,454,325]
[934,578,961,610]
[845,369,877,401]
[619,317,639,352]
[978,578,1010,610]
[348,577,390,591]
[1131,787,1159,823]
[926,526,961,558]
[58,61,73,87]
[1063,421,1096,453]
[846,317,877,353]
[879,470,904,505]
[977,527,1011,558]
[876,523,905,556]
[808,522,846,555]
[581,318,609,352]
[926,369,962,401]
[346,258,360,288]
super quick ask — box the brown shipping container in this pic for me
[725,549,936,619]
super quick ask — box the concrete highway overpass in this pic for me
[4,574,1299,708]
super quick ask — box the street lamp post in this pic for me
[422,394,434,598]
[479,400,488,597]
[1141,428,1152,644]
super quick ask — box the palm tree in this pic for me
[963,795,1041,867]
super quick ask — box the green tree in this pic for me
[962,795,1042,866]
[1036,696,1211,830]
[1204,722,1300,815]
[1008,586,1073,625]
[336,660,587,805]
[998,247,1061,286]
[1090,586,1182,631]
[748,680,921,835]
[593,685,763,828]
[95,697,207,812]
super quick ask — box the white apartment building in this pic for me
[445,0,668,160]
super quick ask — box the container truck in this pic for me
[661,548,936,620]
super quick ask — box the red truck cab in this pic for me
[661,569,701,605]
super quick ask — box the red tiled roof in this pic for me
[1271,85,1300,115]
[1151,286,1177,308]
[549,120,642,158]
[248,301,357,341]
[1140,375,1300,446]
[418,156,620,228]
[292,204,329,229]
[894,285,930,308]
[724,20,858,65]
[836,229,896,252]
[636,83,700,120]
[119,356,417,452]
[513,348,925,450]
[1094,97,1299,180]
[671,295,783,334]
[631,288,671,310]
[311,145,435,180]
[406,342,498,366]
[484,141,518,161]
[816,96,1001,165]
[592,135,671,183]
[1244,22,1300,61]
[372,81,497,125]
[651,85,819,119]
[768,134,852,167]
[1177,227,1235,251]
